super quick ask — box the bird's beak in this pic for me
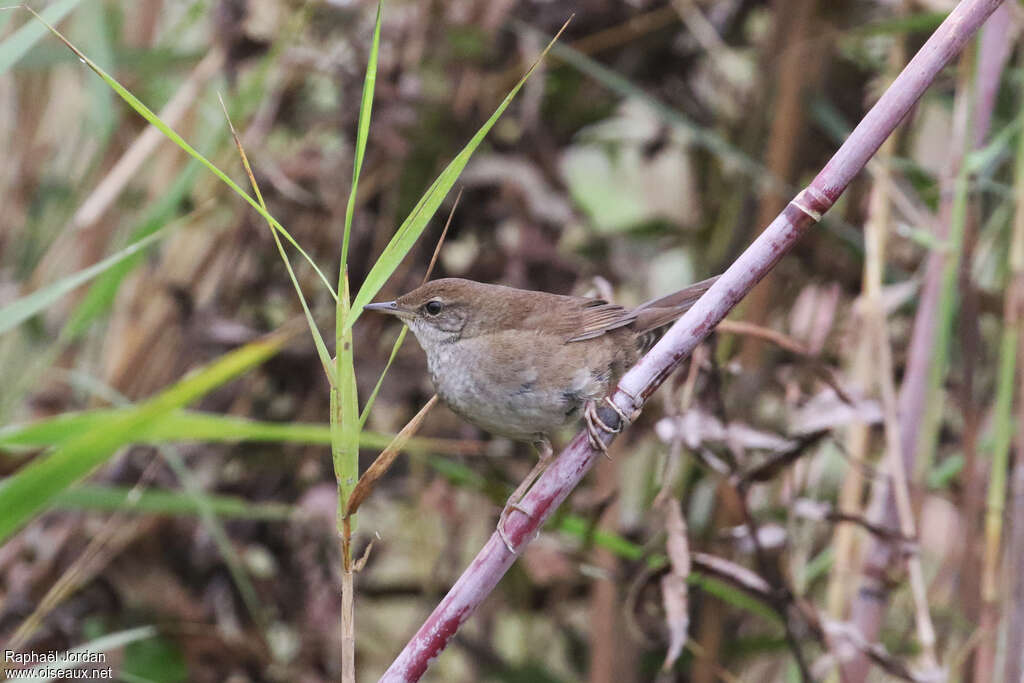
[364,301,405,316]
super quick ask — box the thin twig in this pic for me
[422,188,463,285]
[731,479,813,682]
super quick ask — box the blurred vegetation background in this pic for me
[1,0,1022,681]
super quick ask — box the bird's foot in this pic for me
[497,442,552,554]
[584,399,621,458]
[498,501,533,554]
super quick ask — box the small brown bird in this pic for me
[365,276,716,548]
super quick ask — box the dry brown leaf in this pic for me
[790,390,882,435]
[655,410,794,452]
[661,498,691,671]
[660,573,689,673]
[346,395,439,517]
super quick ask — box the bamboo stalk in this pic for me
[379,2,1004,680]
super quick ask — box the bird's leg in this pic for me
[584,400,620,458]
[498,439,553,553]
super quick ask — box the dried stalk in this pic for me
[839,17,939,673]
[738,0,818,364]
[972,10,1018,680]
[380,2,1004,679]
[866,305,938,670]
[846,43,972,683]
[847,5,1009,676]
[1007,458,1024,683]
[826,58,900,625]
[987,40,1024,683]
[826,13,908,619]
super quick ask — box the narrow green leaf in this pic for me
[0,408,464,455]
[218,94,336,385]
[24,7,337,303]
[0,227,167,336]
[0,333,287,543]
[339,1,381,270]
[332,4,382,533]
[345,20,572,330]
[56,484,295,520]
[966,114,1022,174]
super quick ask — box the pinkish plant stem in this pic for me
[380,1,1004,680]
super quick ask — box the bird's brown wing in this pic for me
[560,299,638,342]
[562,275,719,344]
[510,291,635,342]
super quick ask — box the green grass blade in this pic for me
[982,106,1024,616]
[144,410,335,445]
[0,0,83,74]
[24,7,337,303]
[56,484,295,520]
[219,95,336,385]
[60,371,269,632]
[339,1,381,270]
[332,4,381,534]
[0,408,462,455]
[0,227,168,336]
[0,333,287,543]
[345,21,571,330]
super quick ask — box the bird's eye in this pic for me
[424,300,443,316]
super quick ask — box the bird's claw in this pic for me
[584,400,621,459]
[498,502,532,554]
[498,526,515,554]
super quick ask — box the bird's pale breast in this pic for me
[425,328,636,442]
